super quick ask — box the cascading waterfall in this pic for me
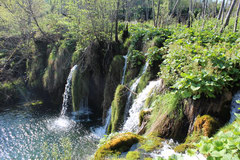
[92,55,129,137]
[123,79,163,132]
[121,55,128,85]
[92,108,112,138]
[60,65,78,116]
[229,90,240,123]
[123,61,149,122]
[49,65,78,130]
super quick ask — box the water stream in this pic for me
[60,65,78,116]
[123,79,163,132]
[123,61,149,122]
[121,55,128,85]
[229,90,240,123]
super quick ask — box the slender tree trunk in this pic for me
[170,0,180,18]
[217,0,225,19]
[214,0,218,17]
[156,0,161,27]
[115,0,120,42]
[220,0,237,32]
[188,0,193,27]
[152,0,156,26]
[234,0,240,32]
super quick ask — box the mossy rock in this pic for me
[136,69,152,95]
[174,115,219,153]
[139,136,163,152]
[108,85,128,133]
[94,133,143,160]
[174,143,195,153]
[139,110,152,127]
[124,67,141,85]
[126,151,140,160]
[102,55,125,121]
[193,115,219,137]
[146,92,186,141]
[71,67,90,112]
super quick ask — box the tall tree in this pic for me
[220,0,237,32]
[217,0,225,20]
[234,0,240,32]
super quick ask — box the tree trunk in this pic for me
[115,0,120,42]
[220,0,237,32]
[156,0,161,27]
[170,0,180,18]
[234,0,240,32]
[214,0,218,17]
[217,0,225,20]
[188,0,193,27]
[152,0,156,26]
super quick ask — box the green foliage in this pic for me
[145,46,164,66]
[160,26,240,99]
[191,114,240,159]
[125,24,171,69]
[0,79,25,105]
[128,50,145,67]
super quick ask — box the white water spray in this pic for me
[121,55,128,85]
[150,140,206,160]
[229,90,240,123]
[123,79,163,132]
[92,108,112,138]
[48,65,78,131]
[123,61,149,122]
[60,65,78,116]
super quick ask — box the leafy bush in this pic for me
[160,38,240,99]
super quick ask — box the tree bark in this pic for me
[152,0,156,26]
[188,0,193,27]
[220,0,237,32]
[218,0,224,20]
[170,0,180,18]
[156,0,161,27]
[234,0,240,32]
[115,0,120,42]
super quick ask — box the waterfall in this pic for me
[123,79,163,132]
[123,61,149,122]
[229,91,240,123]
[60,65,78,116]
[121,55,128,85]
[92,108,112,138]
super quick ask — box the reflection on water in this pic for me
[0,105,98,160]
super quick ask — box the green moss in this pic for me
[108,85,128,134]
[126,151,140,160]
[136,70,152,95]
[139,110,151,127]
[139,136,163,152]
[174,115,219,153]
[71,68,90,112]
[193,115,219,137]
[102,55,125,119]
[144,158,153,160]
[174,144,195,153]
[144,92,157,108]
[94,133,143,160]
[147,92,181,130]
[125,68,140,85]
